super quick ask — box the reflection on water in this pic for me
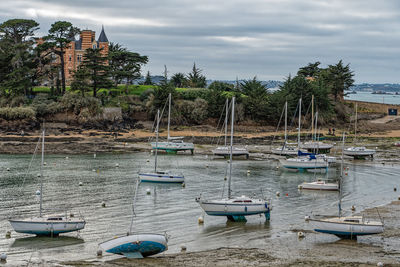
[0,152,399,264]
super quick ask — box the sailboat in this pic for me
[212,99,249,158]
[151,93,194,154]
[308,133,384,239]
[9,129,85,236]
[99,178,168,258]
[344,103,375,159]
[139,109,185,183]
[301,95,333,153]
[197,97,271,222]
[279,99,329,171]
[272,101,304,156]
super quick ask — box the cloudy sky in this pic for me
[1,0,399,83]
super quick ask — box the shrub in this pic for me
[0,107,36,120]
[60,92,102,116]
[175,98,208,124]
[140,88,155,102]
[31,94,63,117]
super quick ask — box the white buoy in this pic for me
[297,231,305,238]
[181,246,187,252]
[146,188,151,195]
[198,216,204,224]
[205,164,209,168]
[5,231,11,238]
[227,160,230,163]
[65,156,69,159]
[304,215,310,221]
[151,150,154,154]
[6,168,10,171]
[79,182,83,186]
[115,163,119,167]
[298,185,302,189]
[93,153,96,159]
[276,191,280,197]
[224,176,227,181]
[97,249,103,257]
[247,170,251,175]
[146,159,150,162]
[276,166,279,169]
[37,174,41,177]
[377,262,384,267]
[43,162,47,166]
[101,201,106,208]
[92,169,96,172]
[35,190,41,195]
[0,253,6,261]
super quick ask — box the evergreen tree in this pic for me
[322,60,354,102]
[42,21,80,95]
[70,65,90,96]
[144,71,153,85]
[171,72,186,88]
[187,63,206,88]
[153,65,176,109]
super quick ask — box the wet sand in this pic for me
[62,201,400,267]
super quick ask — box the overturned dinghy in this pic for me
[99,233,168,259]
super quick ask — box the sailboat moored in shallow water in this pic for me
[197,97,271,222]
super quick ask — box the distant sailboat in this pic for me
[212,99,249,158]
[271,101,303,156]
[344,103,375,158]
[99,178,168,258]
[308,133,384,239]
[151,93,194,154]
[9,129,85,236]
[140,109,185,183]
[197,97,271,222]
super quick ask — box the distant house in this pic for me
[37,26,109,85]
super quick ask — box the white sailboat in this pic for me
[99,178,168,258]
[344,103,375,158]
[197,97,271,222]
[212,99,249,158]
[271,101,303,156]
[279,99,329,171]
[151,93,194,154]
[140,109,185,183]
[308,133,384,239]
[301,95,333,153]
[298,179,339,191]
[9,129,85,236]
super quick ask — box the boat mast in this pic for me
[167,93,171,140]
[339,132,345,218]
[354,103,358,144]
[129,177,140,234]
[297,98,302,151]
[155,109,160,173]
[228,97,235,199]
[224,98,228,147]
[311,95,314,141]
[39,128,44,217]
[284,101,287,146]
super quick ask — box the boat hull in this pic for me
[9,218,85,236]
[139,173,184,183]
[212,147,249,158]
[199,199,270,217]
[151,141,194,153]
[343,147,375,157]
[100,234,168,258]
[298,182,339,191]
[279,158,328,170]
[309,218,384,238]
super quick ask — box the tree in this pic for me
[322,60,354,102]
[187,63,206,88]
[42,21,80,94]
[81,47,112,97]
[0,19,39,97]
[144,71,153,85]
[108,42,148,89]
[70,66,90,96]
[153,65,176,110]
[171,72,186,88]
[240,77,270,120]
[297,61,321,78]
[208,81,234,91]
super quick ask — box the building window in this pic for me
[93,44,97,49]
[77,55,82,62]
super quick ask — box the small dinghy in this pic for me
[99,233,168,259]
[298,180,339,191]
[99,178,168,258]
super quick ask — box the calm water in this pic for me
[0,152,399,265]
[345,91,400,105]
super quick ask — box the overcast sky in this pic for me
[1,0,399,83]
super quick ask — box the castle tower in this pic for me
[98,25,109,57]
